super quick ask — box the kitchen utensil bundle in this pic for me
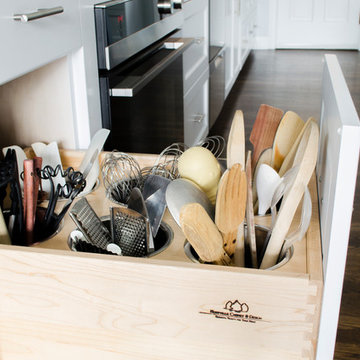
[101,151,143,205]
[170,104,317,269]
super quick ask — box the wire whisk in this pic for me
[101,151,143,205]
[200,136,226,158]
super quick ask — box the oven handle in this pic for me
[110,38,194,98]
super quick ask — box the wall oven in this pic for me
[94,0,192,153]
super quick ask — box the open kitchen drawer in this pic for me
[0,55,358,360]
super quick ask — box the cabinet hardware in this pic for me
[13,6,64,22]
[192,114,205,123]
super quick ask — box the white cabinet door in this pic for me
[277,0,360,49]
[0,0,82,85]
[184,68,209,147]
[316,54,360,359]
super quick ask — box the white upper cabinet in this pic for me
[0,0,82,85]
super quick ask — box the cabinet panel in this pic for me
[184,69,209,147]
[0,0,82,85]
[181,0,209,96]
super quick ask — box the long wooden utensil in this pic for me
[180,203,231,265]
[250,104,284,170]
[278,117,315,177]
[271,111,305,172]
[226,110,246,266]
[215,163,247,257]
[260,121,319,269]
[245,151,257,268]
[227,110,245,169]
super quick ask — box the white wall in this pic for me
[0,57,76,149]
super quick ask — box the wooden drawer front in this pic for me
[0,0,81,85]
[181,0,209,96]
[184,68,209,147]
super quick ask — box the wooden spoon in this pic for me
[180,203,231,265]
[245,151,257,268]
[215,163,247,257]
[227,110,245,169]
[278,117,316,177]
[271,111,305,172]
[250,104,284,170]
[260,121,319,269]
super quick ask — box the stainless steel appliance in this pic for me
[94,0,192,153]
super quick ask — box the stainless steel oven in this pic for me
[94,0,192,153]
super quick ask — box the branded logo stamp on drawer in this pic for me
[199,299,263,324]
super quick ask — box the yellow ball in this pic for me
[178,146,221,204]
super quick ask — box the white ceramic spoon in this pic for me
[256,164,281,216]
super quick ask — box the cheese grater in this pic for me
[110,207,149,257]
[69,197,113,250]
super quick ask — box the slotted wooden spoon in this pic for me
[271,111,305,172]
[227,110,245,169]
[260,121,319,269]
[250,104,284,170]
[215,163,247,257]
[180,203,231,265]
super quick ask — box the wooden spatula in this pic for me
[250,104,284,170]
[215,163,247,257]
[271,111,305,172]
[180,203,231,265]
[260,121,319,269]
[245,151,257,268]
[227,110,245,169]
[278,117,315,177]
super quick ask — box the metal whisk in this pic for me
[101,151,143,205]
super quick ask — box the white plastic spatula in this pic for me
[31,141,65,194]
[79,128,110,194]
[256,164,281,216]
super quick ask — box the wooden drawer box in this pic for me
[0,55,358,360]
[0,150,323,360]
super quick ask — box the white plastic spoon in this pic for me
[256,164,281,216]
